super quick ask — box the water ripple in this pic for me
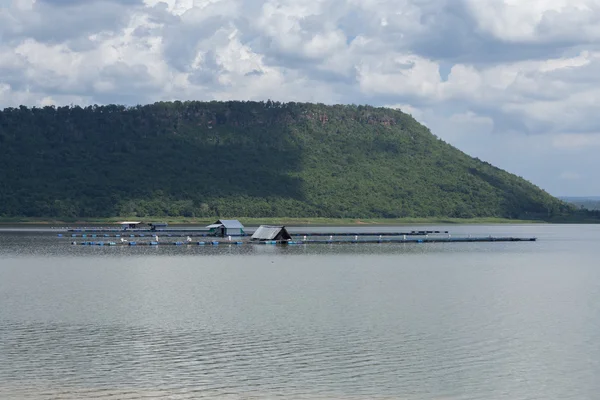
[2,226,600,399]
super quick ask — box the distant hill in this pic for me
[560,197,600,211]
[0,101,582,220]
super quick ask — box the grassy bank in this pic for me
[0,216,544,226]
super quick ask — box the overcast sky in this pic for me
[1,0,599,196]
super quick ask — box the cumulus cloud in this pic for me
[1,0,600,194]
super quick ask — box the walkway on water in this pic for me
[71,236,536,246]
[290,230,449,236]
[63,233,225,238]
[61,230,449,238]
[65,228,214,233]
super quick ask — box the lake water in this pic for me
[1,224,599,399]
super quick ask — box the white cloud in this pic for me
[357,54,441,99]
[1,0,600,194]
[465,0,600,42]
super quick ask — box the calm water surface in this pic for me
[1,224,599,399]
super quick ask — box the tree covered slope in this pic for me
[0,101,573,219]
[560,197,600,211]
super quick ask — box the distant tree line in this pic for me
[561,198,600,211]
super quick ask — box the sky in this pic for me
[1,0,599,196]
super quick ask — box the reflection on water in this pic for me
[1,225,600,399]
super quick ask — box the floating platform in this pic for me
[301,237,536,244]
[62,230,449,238]
[290,230,449,237]
[71,236,536,246]
[65,228,227,234]
[64,233,225,238]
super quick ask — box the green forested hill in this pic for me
[0,101,577,220]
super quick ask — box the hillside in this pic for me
[560,197,600,211]
[0,101,577,220]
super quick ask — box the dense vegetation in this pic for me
[0,101,587,220]
[560,197,600,211]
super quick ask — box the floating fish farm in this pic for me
[57,224,537,247]
[65,237,536,247]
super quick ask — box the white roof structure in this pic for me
[206,220,245,229]
[119,221,142,225]
[219,220,244,229]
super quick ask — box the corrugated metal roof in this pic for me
[251,226,282,240]
[251,225,291,241]
[217,220,244,229]
[206,224,222,229]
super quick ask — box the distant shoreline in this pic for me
[0,217,546,226]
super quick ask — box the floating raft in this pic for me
[62,230,448,238]
[290,230,448,236]
[66,228,228,234]
[71,236,536,246]
[302,237,536,243]
[65,233,221,238]
[78,229,231,234]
